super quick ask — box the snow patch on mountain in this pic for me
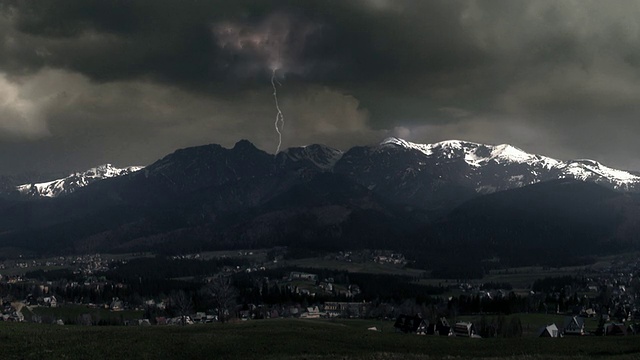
[16,164,143,198]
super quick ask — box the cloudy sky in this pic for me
[1,0,640,174]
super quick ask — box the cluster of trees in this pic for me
[448,293,529,315]
[531,276,582,293]
[476,315,523,338]
[233,267,446,305]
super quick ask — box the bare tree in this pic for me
[169,290,193,325]
[203,276,238,323]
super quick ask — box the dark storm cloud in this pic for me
[0,0,640,174]
[0,0,482,91]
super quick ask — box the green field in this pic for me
[283,257,426,277]
[417,260,618,292]
[1,319,639,359]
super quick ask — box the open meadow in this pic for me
[1,319,640,360]
[283,257,427,277]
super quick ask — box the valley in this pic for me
[1,139,640,356]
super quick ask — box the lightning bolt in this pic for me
[271,68,285,154]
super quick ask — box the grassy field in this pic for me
[0,318,639,359]
[417,261,618,292]
[283,257,427,277]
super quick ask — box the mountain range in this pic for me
[13,137,640,205]
[1,138,639,273]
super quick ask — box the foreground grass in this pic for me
[0,319,639,359]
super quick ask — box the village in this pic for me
[0,251,639,340]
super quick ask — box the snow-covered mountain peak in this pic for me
[378,137,640,189]
[16,164,143,198]
[484,144,561,169]
[491,143,527,158]
[380,137,558,167]
[381,137,482,157]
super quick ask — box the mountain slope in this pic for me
[331,137,640,213]
[0,141,400,255]
[419,179,640,272]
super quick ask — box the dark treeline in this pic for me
[26,268,83,282]
[349,273,444,302]
[450,293,528,315]
[532,276,583,293]
[476,315,523,338]
[258,266,445,300]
